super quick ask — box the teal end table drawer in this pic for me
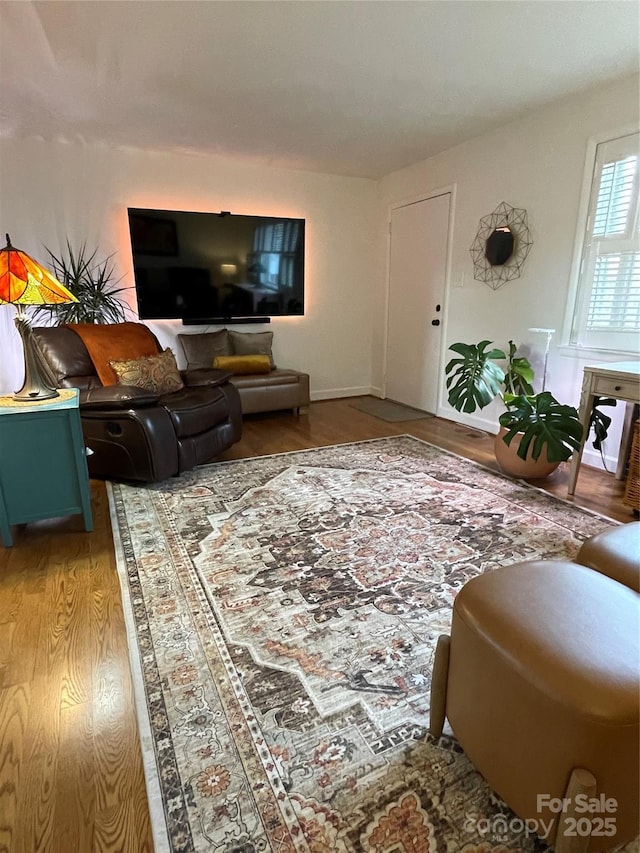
[0,389,93,547]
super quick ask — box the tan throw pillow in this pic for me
[228,330,275,368]
[213,354,272,375]
[110,348,184,394]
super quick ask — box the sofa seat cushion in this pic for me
[159,386,230,438]
[183,367,233,388]
[229,368,302,390]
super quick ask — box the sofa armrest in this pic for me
[79,405,179,482]
[79,385,160,409]
[182,367,233,388]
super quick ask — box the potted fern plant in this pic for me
[445,339,584,478]
[33,241,132,324]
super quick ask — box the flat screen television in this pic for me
[127,208,305,323]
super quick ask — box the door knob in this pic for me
[431,319,440,326]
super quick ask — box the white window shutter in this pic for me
[571,131,640,353]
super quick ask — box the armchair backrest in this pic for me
[32,324,163,390]
[32,326,101,390]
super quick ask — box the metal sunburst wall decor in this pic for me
[469,201,533,290]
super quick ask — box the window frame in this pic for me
[562,123,640,358]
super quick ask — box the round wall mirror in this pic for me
[470,202,533,289]
[485,227,514,265]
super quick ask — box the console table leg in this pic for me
[616,402,638,480]
[568,378,593,498]
[0,488,13,547]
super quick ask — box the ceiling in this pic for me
[1,1,638,179]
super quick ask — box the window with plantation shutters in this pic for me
[569,131,640,353]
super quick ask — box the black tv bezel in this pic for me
[127,207,305,323]
[181,316,270,326]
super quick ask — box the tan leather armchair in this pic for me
[429,522,640,853]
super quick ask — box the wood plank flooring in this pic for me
[0,399,633,852]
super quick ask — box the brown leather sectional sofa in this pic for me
[32,325,242,483]
[178,330,310,415]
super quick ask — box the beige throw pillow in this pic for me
[228,330,275,368]
[178,330,232,368]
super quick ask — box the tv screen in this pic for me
[127,208,305,322]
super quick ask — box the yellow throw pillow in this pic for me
[110,348,184,394]
[213,354,272,375]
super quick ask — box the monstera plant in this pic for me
[445,339,584,477]
[33,241,132,324]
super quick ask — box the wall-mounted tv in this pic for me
[127,208,305,323]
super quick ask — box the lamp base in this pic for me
[13,386,60,402]
[13,314,59,402]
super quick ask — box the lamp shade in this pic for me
[0,234,78,305]
[0,234,78,401]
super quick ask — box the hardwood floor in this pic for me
[0,399,633,852]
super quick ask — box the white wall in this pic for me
[0,139,379,399]
[2,75,637,472]
[375,74,640,469]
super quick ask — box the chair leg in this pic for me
[554,767,597,853]
[429,634,450,737]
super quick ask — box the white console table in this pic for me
[567,361,640,497]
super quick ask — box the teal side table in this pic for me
[0,388,93,547]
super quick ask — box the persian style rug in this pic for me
[108,436,616,853]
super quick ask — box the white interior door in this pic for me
[385,192,450,413]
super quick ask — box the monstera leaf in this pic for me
[589,396,616,451]
[502,340,535,396]
[445,340,506,414]
[499,392,584,462]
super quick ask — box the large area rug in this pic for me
[108,436,616,853]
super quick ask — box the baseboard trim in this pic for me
[581,445,618,472]
[311,386,373,401]
[435,408,497,435]
[308,399,619,473]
